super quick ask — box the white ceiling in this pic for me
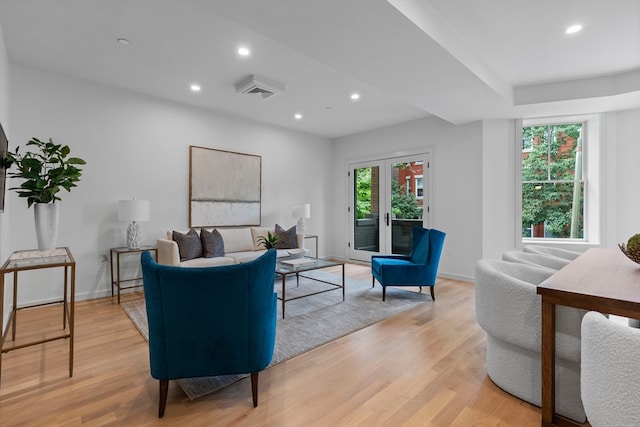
[0,0,638,138]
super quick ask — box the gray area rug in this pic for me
[121,269,429,400]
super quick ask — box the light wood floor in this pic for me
[0,263,546,426]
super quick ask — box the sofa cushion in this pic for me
[275,224,298,249]
[228,250,266,264]
[251,227,274,250]
[217,228,255,253]
[172,229,203,261]
[180,256,236,267]
[201,228,225,258]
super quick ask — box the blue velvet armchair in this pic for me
[140,249,277,418]
[371,227,446,301]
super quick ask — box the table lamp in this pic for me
[291,203,310,235]
[119,199,150,249]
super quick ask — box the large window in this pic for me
[521,122,584,239]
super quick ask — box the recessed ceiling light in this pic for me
[350,93,360,101]
[566,24,582,34]
[294,113,303,120]
[117,38,131,46]
[238,47,250,56]
[190,84,201,92]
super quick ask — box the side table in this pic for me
[303,235,319,258]
[110,246,157,304]
[0,247,76,387]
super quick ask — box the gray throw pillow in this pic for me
[172,229,203,261]
[201,228,225,258]
[275,224,298,249]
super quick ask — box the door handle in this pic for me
[385,212,390,226]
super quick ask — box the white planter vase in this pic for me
[34,203,59,251]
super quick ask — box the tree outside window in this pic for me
[355,167,372,219]
[521,123,584,239]
[355,164,422,220]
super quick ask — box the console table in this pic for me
[537,248,640,427]
[110,246,157,304]
[0,247,76,387]
[303,234,318,258]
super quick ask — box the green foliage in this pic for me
[4,137,86,208]
[257,231,282,249]
[355,167,372,219]
[627,233,640,251]
[354,165,422,220]
[522,123,583,238]
[391,181,422,219]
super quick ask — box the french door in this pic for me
[348,153,430,262]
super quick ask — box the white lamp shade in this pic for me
[118,200,150,222]
[291,203,310,219]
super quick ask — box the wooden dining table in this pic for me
[537,248,640,427]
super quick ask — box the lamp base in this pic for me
[127,221,141,249]
[297,217,307,235]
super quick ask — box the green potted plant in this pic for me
[257,231,282,249]
[4,137,86,251]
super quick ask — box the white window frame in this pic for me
[415,175,424,199]
[515,114,603,247]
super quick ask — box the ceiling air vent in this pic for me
[234,74,284,100]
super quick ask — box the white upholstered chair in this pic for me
[523,245,581,260]
[474,259,587,422]
[581,311,640,427]
[502,250,571,270]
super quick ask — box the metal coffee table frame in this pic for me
[275,257,345,319]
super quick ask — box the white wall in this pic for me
[331,116,483,281]
[481,120,516,259]
[605,108,640,247]
[6,64,333,304]
[0,22,10,327]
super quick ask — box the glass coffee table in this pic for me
[275,257,345,318]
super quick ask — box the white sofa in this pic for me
[157,226,306,267]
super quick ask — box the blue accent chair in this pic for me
[140,249,277,418]
[371,227,446,301]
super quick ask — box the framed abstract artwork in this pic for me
[189,146,261,227]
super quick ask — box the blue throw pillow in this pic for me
[201,228,225,258]
[410,229,430,264]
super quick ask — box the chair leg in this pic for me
[382,286,386,301]
[251,372,259,407]
[419,286,422,293]
[372,276,375,288]
[430,286,435,301]
[158,379,169,418]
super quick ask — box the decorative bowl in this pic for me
[618,243,640,264]
[287,249,305,259]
